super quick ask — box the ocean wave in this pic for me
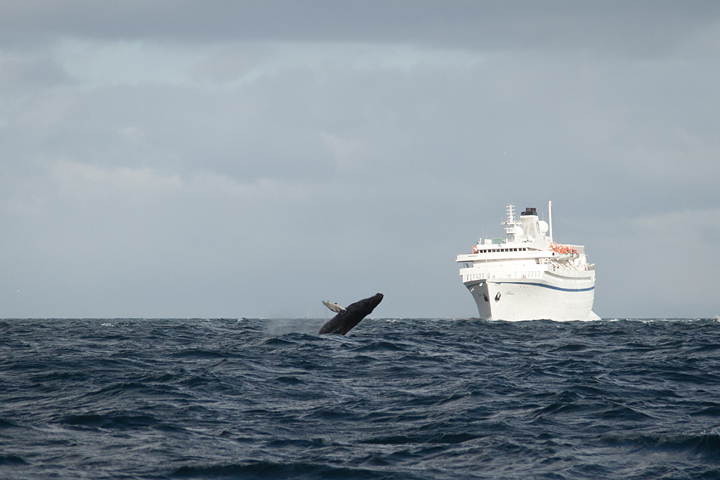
[0,454,27,466]
[602,430,720,458]
[171,461,399,480]
[60,413,160,430]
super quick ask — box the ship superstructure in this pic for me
[456,202,598,321]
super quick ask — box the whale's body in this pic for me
[318,293,384,335]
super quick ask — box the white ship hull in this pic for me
[463,273,598,321]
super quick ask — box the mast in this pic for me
[548,200,553,242]
[506,204,516,224]
[503,204,526,243]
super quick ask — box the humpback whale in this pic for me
[318,293,384,335]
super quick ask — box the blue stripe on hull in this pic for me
[494,281,595,292]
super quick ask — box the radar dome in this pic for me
[538,221,549,234]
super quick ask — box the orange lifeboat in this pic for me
[549,243,577,255]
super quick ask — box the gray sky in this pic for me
[1,1,719,319]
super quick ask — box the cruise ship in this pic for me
[456,202,599,321]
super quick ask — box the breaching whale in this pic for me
[318,293,384,335]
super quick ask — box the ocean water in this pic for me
[1,318,720,479]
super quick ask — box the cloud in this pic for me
[2,1,719,58]
[50,160,183,202]
[0,54,72,97]
[1,2,720,317]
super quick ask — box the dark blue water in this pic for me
[2,318,720,479]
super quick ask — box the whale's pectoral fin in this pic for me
[322,300,346,313]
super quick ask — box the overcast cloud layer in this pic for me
[1,1,719,319]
